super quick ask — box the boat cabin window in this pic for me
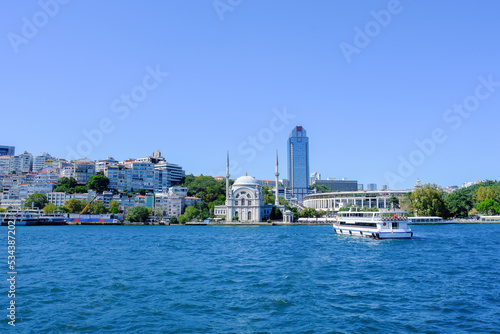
[392,222,398,229]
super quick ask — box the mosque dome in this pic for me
[233,175,259,186]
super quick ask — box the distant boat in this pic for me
[334,209,413,239]
[407,217,444,225]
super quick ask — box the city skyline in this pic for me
[0,143,488,191]
[2,1,499,189]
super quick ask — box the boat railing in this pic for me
[381,216,407,221]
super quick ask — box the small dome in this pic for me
[233,175,258,186]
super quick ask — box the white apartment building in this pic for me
[33,153,56,171]
[153,162,185,193]
[0,155,12,174]
[154,193,182,218]
[48,192,68,207]
[126,161,155,191]
[11,152,33,172]
[73,160,95,184]
[168,186,188,197]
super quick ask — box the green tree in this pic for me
[24,193,49,210]
[446,190,474,218]
[169,216,179,224]
[58,206,70,213]
[309,184,332,193]
[155,207,164,220]
[88,201,108,214]
[288,207,299,221]
[43,203,57,213]
[388,195,400,209]
[87,174,110,193]
[0,208,6,213]
[270,206,283,220]
[109,200,120,214]
[475,186,500,203]
[184,206,199,221]
[74,186,87,193]
[64,199,87,214]
[53,177,78,193]
[445,181,500,218]
[126,206,150,222]
[411,184,450,218]
[179,215,188,224]
[262,186,275,205]
[299,208,320,218]
[476,199,500,215]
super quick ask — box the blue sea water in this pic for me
[1,224,500,333]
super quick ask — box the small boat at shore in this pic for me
[334,209,413,239]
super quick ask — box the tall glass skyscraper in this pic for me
[287,126,309,201]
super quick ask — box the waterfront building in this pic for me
[112,193,135,210]
[366,183,377,191]
[0,146,14,156]
[287,126,309,201]
[214,174,274,222]
[154,193,183,218]
[73,160,95,185]
[48,192,68,207]
[167,195,183,217]
[303,190,408,213]
[314,178,358,192]
[358,184,364,191]
[133,194,154,209]
[214,153,279,222]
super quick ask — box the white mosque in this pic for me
[214,152,291,223]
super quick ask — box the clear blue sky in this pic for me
[1,1,499,189]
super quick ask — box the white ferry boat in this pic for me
[477,215,500,223]
[0,209,67,226]
[334,210,413,239]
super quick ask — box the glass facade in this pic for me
[0,146,15,156]
[287,126,309,201]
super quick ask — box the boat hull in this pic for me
[333,227,413,239]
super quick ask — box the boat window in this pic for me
[392,222,398,229]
